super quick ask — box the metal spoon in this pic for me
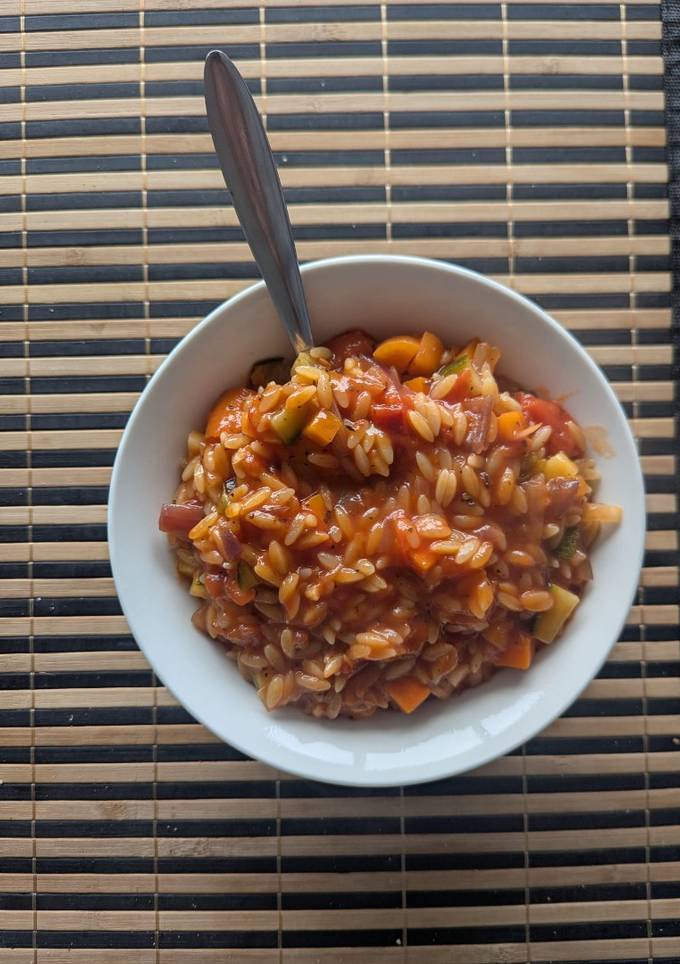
[204,49,314,353]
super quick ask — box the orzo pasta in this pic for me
[159,328,621,718]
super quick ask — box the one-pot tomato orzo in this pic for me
[159,329,621,718]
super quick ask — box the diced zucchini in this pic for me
[189,574,208,598]
[270,406,307,444]
[438,354,470,377]
[534,584,579,643]
[237,560,258,591]
[556,527,580,560]
[249,356,290,388]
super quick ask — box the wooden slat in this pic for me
[1,1,676,961]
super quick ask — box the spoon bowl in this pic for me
[204,49,314,352]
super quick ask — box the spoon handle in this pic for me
[204,49,314,353]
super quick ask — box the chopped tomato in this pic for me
[443,367,473,403]
[204,572,227,598]
[224,576,256,606]
[206,386,254,440]
[159,502,204,537]
[326,329,375,366]
[516,392,582,457]
[389,512,437,573]
[390,510,416,559]
[239,448,266,476]
[371,403,405,432]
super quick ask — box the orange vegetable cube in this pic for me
[408,331,444,377]
[373,335,421,374]
[302,410,342,447]
[404,376,428,393]
[410,547,438,572]
[495,632,534,670]
[304,491,327,521]
[386,676,431,714]
[496,410,526,442]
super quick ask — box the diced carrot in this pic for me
[304,491,327,521]
[408,331,444,377]
[496,410,526,442]
[483,620,513,650]
[386,676,431,714]
[410,546,438,572]
[206,387,254,440]
[303,409,342,447]
[404,376,428,393]
[373,335,421,374]
[495,632,534,670]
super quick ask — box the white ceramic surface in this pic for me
[108,255,646,787]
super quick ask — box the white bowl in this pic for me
[109,255,645,787]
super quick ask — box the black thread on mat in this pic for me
[661,4,680,879]
[662,1,680,495]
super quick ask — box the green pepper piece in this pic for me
[556,526,580,559]
[438,354,470,378]
[237,560,258,590]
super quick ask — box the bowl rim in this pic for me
[109,253,646,786]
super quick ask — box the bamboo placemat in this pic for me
[1,1,678,961]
